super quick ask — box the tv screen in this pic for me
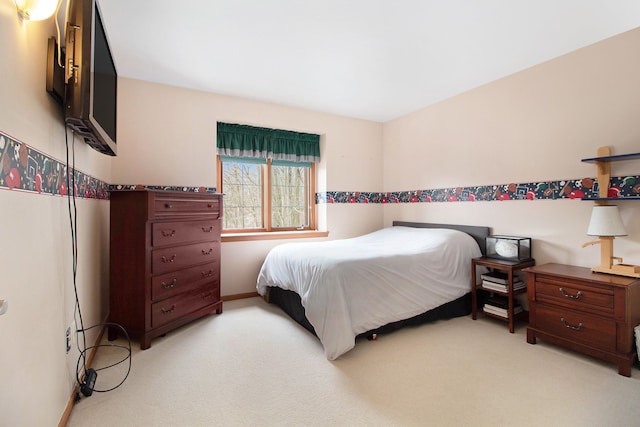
[64,0,117,156]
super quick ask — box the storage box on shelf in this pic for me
[485,236,532,261]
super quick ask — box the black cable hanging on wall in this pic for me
[64,128,131,399]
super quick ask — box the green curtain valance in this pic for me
[219,156,267,165]
[217,122,320,163]
[272,159,311,168]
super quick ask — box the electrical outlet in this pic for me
[66,320,76,353]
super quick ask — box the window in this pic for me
[271,161,312,228]
[220,158,263,229]
[218,157,315,231]
[216,123,320,233]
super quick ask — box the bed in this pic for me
[256,221,490,360]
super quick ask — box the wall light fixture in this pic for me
[14,0,60,21]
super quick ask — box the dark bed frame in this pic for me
[265,221,491,341]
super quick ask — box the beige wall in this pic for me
[383,27,640,270]
[114,78,384,192]
[0,8,111,426]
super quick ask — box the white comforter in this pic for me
[256,226,482,360]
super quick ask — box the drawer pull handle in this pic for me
[202,226,214,232]
[201,270,213,278]
[559,287,583,299]
[161,279,177,289]
[560,317,583,331]
[161,305,176,315]
[161,229,176,237]
[207,204,214,208]
[202,248,213,255]
[161,255,176,263]
[164,203,173,209]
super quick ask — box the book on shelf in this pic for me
[483,304,523,318]
[480,271,511,284]
[481,280,525,292]
[483,296,523,317]
[481,281,506,292]
[481,271,525,285]
[483,305,507,318]
[486,296,510,309]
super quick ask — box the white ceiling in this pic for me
[94,0,640,122]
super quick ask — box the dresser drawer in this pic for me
[152,242,220,275]
[152,220,220,247]
[151,287,220,329]
[536,304,616,352]
[153,194,221,218]
[535,276,614,317]
[151,261,220,302]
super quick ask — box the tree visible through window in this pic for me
[222,160,263,229]
[220,158,313,231]
[271,163,309,228]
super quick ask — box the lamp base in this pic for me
[592,264,640,278]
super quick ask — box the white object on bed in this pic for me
[256,226,482,360]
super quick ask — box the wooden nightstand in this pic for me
[525,263,640,377]
[471,257,536,332]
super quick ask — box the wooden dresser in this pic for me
[108,190,223,349]
[525,263,640,376]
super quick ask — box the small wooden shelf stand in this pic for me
[581,146,640,277]
[471,257,536,332]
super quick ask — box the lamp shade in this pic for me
[587,205,627,237]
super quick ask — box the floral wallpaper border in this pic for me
[2,131,638,204]
[0,132,109,199]
[316,175,640,204]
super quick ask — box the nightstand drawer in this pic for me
[535,276,614,316]
[536,304,616,352]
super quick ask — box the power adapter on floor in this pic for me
[81,368,97,397]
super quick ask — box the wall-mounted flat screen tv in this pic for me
[64,0,117,156]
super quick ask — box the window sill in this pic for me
[221,230,329,242]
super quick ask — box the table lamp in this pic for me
[582,205,640,278]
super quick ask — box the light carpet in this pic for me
[67,297,640,427]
